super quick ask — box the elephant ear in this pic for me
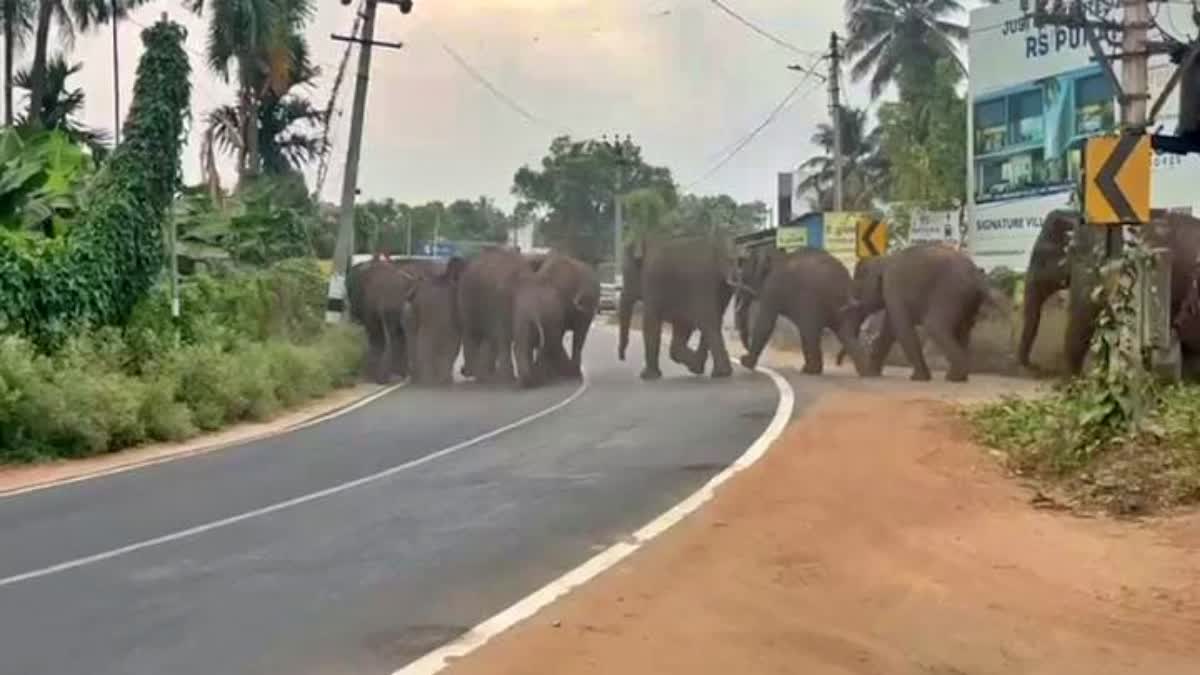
[627,237,646,263]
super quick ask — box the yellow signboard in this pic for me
[1084,133,1151,226]
[776,226,808,252]
[825,212,882,269]
[855,216,888,259]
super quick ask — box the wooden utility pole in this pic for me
[828,32,844,212]
[324,0,407,323]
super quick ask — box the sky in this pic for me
[5,0,983,211]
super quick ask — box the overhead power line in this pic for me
[438,37,571,134]
[684,73,822,190]
[706,0,821,56]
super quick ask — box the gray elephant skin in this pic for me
[346,255,436,384]
[512,280,570,388]
[533,252,600,378]
[735,247,868,376]
[1020,209,1200,375]
[843,243,987,382]
[617,236,735,380]
[457,247,531,384]
[402,257,466,387]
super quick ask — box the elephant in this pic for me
[457,246,530,383]
[345,254,436,384]
[401,257,466,387]
[735,247,869,376]
[841,243,988,382]
[512,279,570,388]
[1020,209,1200,375]
[617,236,736,381]
[534,252,600,378]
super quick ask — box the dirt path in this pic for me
[445,389,1200,675]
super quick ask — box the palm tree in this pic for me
[3,0,34,125]
[15,54,109,153]
[203,94,326,180]
[24,0,148,130]
[188,0,314,186]
[798,106,889,211]
[843,0,968,100]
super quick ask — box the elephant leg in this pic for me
[882,285,929,381]
[799,322,824,375]
[702,307,733,378]
[567,320,588,378]
[1065,299,1102,376]
[740,302,778,372]
[1018,281,1056,370]
[392,327,409,379]
[495,318,517,384]
[641,308,664,380]
[460,330,480,379]
[670,326,705,375]
[926,304,972,383]
[865,313,894,376]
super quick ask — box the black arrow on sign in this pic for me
[1095,134,1139,222]
[861,219,882,257]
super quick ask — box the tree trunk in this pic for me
[26,0,54,129]
[4,1,12,126]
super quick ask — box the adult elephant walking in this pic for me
[841,244,987,382]
[457,247,529,383]
[512,279,570,388]
[346,254,435,384]
[1020,209,1200,374]
[735,247,868,375]
[534,252,600,378]
[617,236,735,380]
[402,257,466,387]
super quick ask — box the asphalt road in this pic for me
[0,327,792,675]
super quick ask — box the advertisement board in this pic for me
[776,226,808,252]
[910,209,961,247]
[824,212,868,270]
[966,0,1200,271]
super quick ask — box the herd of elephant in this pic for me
[343,208,1200,389]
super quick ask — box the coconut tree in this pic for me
[203,93,326,180]
[3,0,35,125]
[24,0,149,130]
[188,0,314,186]
[843,0,968,99]
[797,106,889,210]
[15,53,109,153]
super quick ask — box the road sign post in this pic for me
[855,215,887,259]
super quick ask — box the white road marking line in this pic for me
[393,366,795,675]
[0,379,589,590]
[0,381,410,500]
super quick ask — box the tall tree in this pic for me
[15,53,109,153]
[843,0,967,99]
[797,106,888,210]
[877,59,966,209]
[513,135,676,263]
[25,0,147,129]
[189,0,314,186]
[3,0,34,126]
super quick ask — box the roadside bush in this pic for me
[0,264,364,463]
[968,381,1200,515]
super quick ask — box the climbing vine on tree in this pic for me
[0,20,191,347]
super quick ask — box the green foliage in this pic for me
[798,107,888,210]
[0,263,363,462]
[877,59,966,209]
[0,20,190,348]
[15,53,110,156]
[843,0,968,100]
[0,128,95,235]
[513,135,677,263]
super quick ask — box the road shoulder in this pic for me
[439,386,1200,675]
[0,382,393,498]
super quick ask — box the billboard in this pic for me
[965,0,1200,271]
[910,208,961,248]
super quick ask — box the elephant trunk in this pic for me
[618,288,635,361]
[1018,280,1056,369]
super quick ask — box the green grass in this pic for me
[967,382,1200,516]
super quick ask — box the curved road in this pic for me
[0,329,792,675]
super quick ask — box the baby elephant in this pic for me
[513,281,570,388]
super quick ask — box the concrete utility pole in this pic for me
[828,32,844,212]
[324,0,408,323]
